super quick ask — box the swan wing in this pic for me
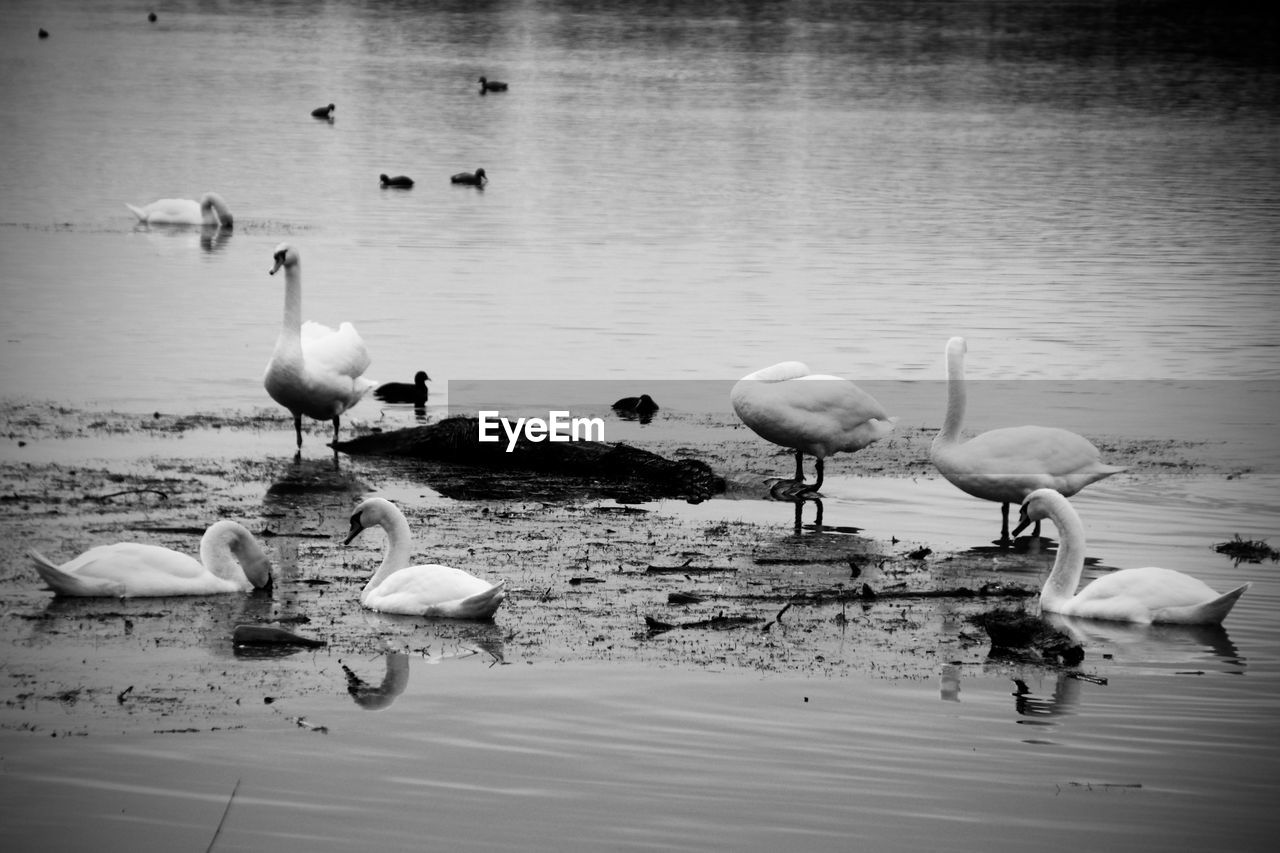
[1062,567,1241,624]
[29,543,223,597]
[301,321,372,382]
[127,198,202,225]
[365,565,505,617]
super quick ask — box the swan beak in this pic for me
[269,257,284,276]
[343,517,365,545]
[1011,505,1032,538]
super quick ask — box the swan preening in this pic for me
[930,337,1124,543]
[374,371,430,405]
[263,243,375,449]
[29,521,271,597]
[1016,489,1249,625]
[450,168,487,186]
[126,192,234,228]
[344,498,506,619]
[731,361,896,495]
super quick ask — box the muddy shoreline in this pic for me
[0,401,1257,735]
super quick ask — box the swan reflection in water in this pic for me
[343,650,410,710]
[341,637,509,710]
[1045,613,1246,674]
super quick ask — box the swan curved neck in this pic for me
[938,345,967,443]
[1040,496,1087,608]
[363,511,414,595]
[200,523,249,581]
[281,263,302,337]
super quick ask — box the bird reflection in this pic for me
[1045,613,1246,673]
[342,651,410,710]
[1010,673,1083,719]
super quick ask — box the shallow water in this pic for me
[2,0,1279,849]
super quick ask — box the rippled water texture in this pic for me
[1,0,1278,414]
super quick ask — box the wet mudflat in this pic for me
[0,401,1267,735]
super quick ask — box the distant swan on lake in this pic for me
[263,243,375,449]
[125,192,233,228]
[930,337,1124,543]
[1016,489,1249,624]
[344,497,506,619]
[29,521,271,597]
[731,361,896,496]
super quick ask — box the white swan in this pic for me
[930,337,1124,543]
[730,361,896,495]
[28,521,271,597]
[1015,489,1249,624]
[263,243,375,448]
[344,497,507,619]
[125,192,234,227]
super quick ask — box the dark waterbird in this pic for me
[38,28,49,38]
[451,168,487,186]
[311,103,335,119]
[612,394,660,422]
[374,371,430,406]
[380,173,414,188]
[479,76,508,93]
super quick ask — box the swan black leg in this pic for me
[293,414,304,449]
[331,416,341,446]
[998,502,1011,546]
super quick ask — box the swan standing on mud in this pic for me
[28,521,271,597]
[344,497,507,619]
[125,191,234,228]
[930,337,1124,543]
[1016,489,1249,624]
[263,243,375,449]
[731,361,896,496]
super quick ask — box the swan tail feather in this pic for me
[1158,582,1251,625]
[28,550,125,597]
[1197,582,1250,624]
[441,580,507,620]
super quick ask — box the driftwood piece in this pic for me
[232,624,326,648]
[644,613,765,634]
[335,416,723,503]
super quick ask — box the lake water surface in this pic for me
[2,0,1279,850]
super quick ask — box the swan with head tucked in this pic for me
[344,497,507,619]
[1015,489,1249,624]
[28,521,271,597]
[930,337,1124,544]
[263,243,375,449]
[125,192,234,228]
[731,361,896,496]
